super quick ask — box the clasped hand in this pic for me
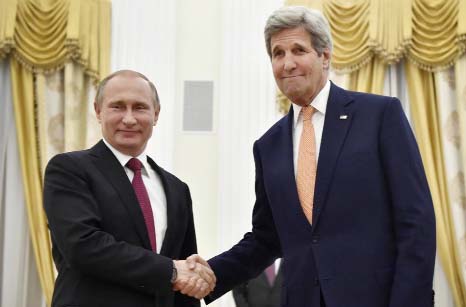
[173,254,216,299]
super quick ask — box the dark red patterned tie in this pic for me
[126,158,157,252]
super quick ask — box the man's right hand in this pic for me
[172,256,216,300]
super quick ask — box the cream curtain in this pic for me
[382,63,456,306]
[10,56,55,303]
[348,57,385,94]
[453,54,466,295]
[36,62,100,174]
[0,59,44,307]
[283,0,466,306]
[454,57,466,255]
[0,0,110,304]
[434,63,466,306]
[405,62,466,306]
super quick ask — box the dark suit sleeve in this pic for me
[44,153,173,296]
[232,283,250,307]
[174,185,201,307]
[178,185,198,259]
[379,98,436,306]
[205,142,281,303]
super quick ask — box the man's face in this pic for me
[270,26,330,106]
[95,74,159,157]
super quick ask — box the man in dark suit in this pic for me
[192,5,436,307]
[232,260,282,307]
[43,70,215,307]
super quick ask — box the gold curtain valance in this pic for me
[0,0,110,81]
[286,0,466,72]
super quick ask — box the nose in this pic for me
[283,54,297,72]
[122,109,137,126]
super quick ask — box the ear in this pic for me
[94,102,101,122]
[322,48,331,70]
[153,105,161,126]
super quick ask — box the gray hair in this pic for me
[95,70,160,109]
[264,6,333,58]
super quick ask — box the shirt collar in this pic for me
[103,139,152,178]
[292,79,331,128]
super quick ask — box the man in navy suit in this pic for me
[44,70,215,307]
[192,5,436,307]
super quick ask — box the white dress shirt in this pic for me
[103,139,167,253]
[292,80,331,177]
[274,258,281,274]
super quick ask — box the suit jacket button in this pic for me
[312,236,319,243]
[314,278,319,286]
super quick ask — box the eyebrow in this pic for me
[108,100,125,105]
[272,42,308,54]
[108,99,150,105]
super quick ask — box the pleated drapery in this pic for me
[0,0,110,79]
[0,0,110,304]
[36,62,101,174]
[286,0,466,72]
[404,62,466,306]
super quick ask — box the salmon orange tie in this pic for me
[296,106,316,224]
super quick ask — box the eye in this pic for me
[294,47,307,54]
[273,50,284,58]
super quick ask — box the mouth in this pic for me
[118,130,140,134]
[282,75,302,79]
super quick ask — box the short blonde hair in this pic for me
[95,70,160,109]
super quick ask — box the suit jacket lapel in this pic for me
[90,140,152,250]
[147,157,177,257]
[263,110,313,234]
[312,83,354,228]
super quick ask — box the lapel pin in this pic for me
[339,115,348,120]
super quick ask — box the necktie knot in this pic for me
[127,158,143,172]
[301,105,315,121]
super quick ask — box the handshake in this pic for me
[172,254,216,300]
